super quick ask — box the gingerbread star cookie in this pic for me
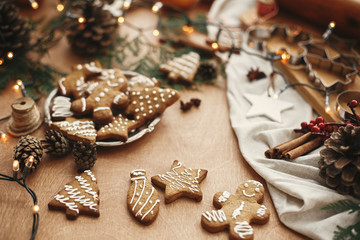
[127,169,160,225]
[96,114,143,142]
[125,87,180,124]
[51,117,96,143]
[48,170,100,220]
[151,160,207,203]
[201,180,270,240]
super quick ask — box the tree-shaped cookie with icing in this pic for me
[97,114,143,142]
[151,160,208,203]
[48,170,100,220]
[201,180,270,240]
[125,87,180,124]
[71,69,129,125]
[127,169,160,225]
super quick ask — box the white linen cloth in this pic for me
[209,1,360,239]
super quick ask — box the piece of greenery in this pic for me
[323,200,360,240]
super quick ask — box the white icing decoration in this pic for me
[132,179,146,211]
[58,77,67,94]
[242,190,255,198]
[54,194,79,213]
[157,161,200,193]
[84,170,96,181]
[257,205,267,217]
[218,191,231,203]
[94,107,111,112]
[141,199,160,221]
[81,97,86,112]
[75,176,98,201]
[52,96,73,118]
[107,80,119,87]
[244,183,249,187]
[113,93,125,105]
[202,210,227,222]
[56,120,96,137]
[135,186,154,217]
[95,97,100,102]
[255,188,260,193]
[232,201,244,219]
[247,180,263,187]
[85,62,102,73]
[234,221,253,239]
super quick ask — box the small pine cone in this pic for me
[319,125,360,198]
[197,62,217,80]
[72,141,97,172]
[66,0,118,56]
[14,135,43,172]
[0,2,31,63]
[41,129,71,157]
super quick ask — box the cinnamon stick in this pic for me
[265,132,312,159]
[283,136,322,160]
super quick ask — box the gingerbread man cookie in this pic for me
[97,114,142,142]
[51,117,97,143]
[151,160,208,203]
[125,87,180,124]
[71,69,129,125]
[127,169,160,225]
[48,170,100,220]
[201,180,270,240]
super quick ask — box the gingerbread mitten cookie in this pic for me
[127,169,160,225]
[201,180,270,240]
[151,160,207,203]
[48,170,100,220]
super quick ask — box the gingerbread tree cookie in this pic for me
[48,170,100,220]
[159,51,200,85]
[97,114,143,142]
[71,69,129,125]
[127,169,160,225]
[201,180,270,240]
[125,87,180,124]
[51,117,97,143]
[151,160,208,203]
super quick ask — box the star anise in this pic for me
[247,68,266,82]
[180,98,201,112]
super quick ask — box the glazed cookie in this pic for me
[125,87,180,124]
[51,117,97,143]
[48,170,100,220]
[127,74,159,91]
[71,70,129,125]
[159,51,200,85]
[51,96,73,121]
[201,180,270,240]
[151,160,208,203]
[127,169,160,225]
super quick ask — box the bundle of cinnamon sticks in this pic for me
[265,132,323,160]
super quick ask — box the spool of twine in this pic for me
[7,97,43,137]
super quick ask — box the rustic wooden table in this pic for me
[0,1,306,239]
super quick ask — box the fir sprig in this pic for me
[323,200,360,240]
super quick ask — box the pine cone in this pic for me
[319,125,360,198]
[197,62,217,80]
[0,2,31,62]
[66,0,118,56]
[72,141,97,171]
[41,129,71,157]
[14,135,43,172]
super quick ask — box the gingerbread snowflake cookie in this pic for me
[51,117,96,143]
[127,169,160,225]
[151,160,208,203]
[48,170,100,220]
[97,114,142,142]
[125,87,180,124]
[201,180,270,240]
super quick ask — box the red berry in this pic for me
[349,100,359,108]
[301,122,308,129]
[310,120,315,124]
[315,116,325,124]
[318,122,325,130]
[311,126,321,132]
[325,125,333,132]
[345,121,353,126]
[308,123,314,130]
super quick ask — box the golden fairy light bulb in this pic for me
[16,79,23,86]
[13,160,19,172]
[152,29,160,36]
[13,84,20,92]
[276,49,290,64]
[325,105,331,113]
[118,16,125,23]
[28,156,34,163]
[152,2,163,13]
[329,21,335,28]
[57,3,64,12]
[7,51,13,59]
[182,25,194,34]
[32,205,40,214]
[336,105,341,113]
[31,1,39,9]
[1,132,7,140]
[0,58,3,65]
[78,17,86,24]
[211,42,219,50]
[123,0,131,10]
